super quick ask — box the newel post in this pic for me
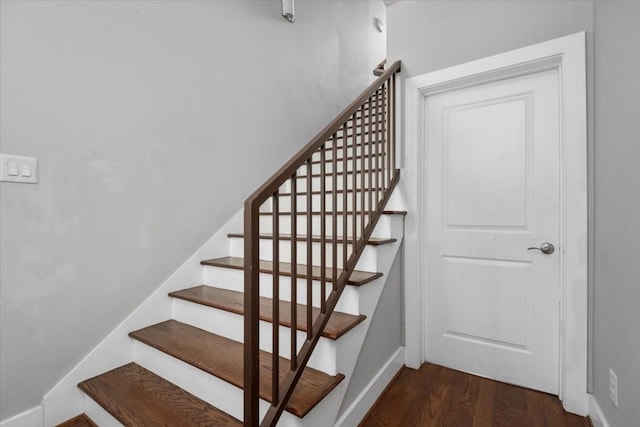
[244,200,260,426]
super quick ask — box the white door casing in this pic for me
[401,33,588,415]
[424,69,560,394]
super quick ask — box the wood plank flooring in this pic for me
[360,363,592,427]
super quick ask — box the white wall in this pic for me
[388,1,640,426]
[0,0,386,421]
[592,2,640,426]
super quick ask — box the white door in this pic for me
[424,68,561,394]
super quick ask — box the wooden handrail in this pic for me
[244,61,400,208]
[373,59,387,76]
[244,61,401,426]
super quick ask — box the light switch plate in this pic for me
[1,154,38,183]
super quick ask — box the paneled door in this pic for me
[424,68,561,394]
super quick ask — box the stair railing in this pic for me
[244,60,401,426]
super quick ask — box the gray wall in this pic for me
[338,249,404,419]
[0,0,386,420]
[388,1,640,426]
[592,2,640,426]
[388,0,593,79]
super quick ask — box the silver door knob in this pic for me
[528,242,555,255]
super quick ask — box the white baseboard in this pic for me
[0,406,43,427]
[589,394,611,427]
[334,347,405,427]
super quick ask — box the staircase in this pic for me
[48,61,402,426]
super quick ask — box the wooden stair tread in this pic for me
[257,210,407,216]
[129,320,344,418]
[201,256,382,286]
[226,232,396,246]
[169,285,366,340]
[56,414,98,427]
[78,362,241,426]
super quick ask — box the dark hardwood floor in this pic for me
[360,363,592,427]
[56,413,97,427]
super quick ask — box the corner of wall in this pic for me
[334,347,404,427]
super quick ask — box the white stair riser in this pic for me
[259,214,368,238]
[294,174,386,192]
[276,173,384,193]
[84,395,123,426]
[301,156,387,175]
[296,164,389,181]
[228,238,378,271]
[202,266,362,315]
[262,193,377,213]
[312,141,384,158]
[258,213,390,237]
[133,342,303,425]
[171,299,338,374]
[279,153,386,192]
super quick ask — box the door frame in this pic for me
[400,32,588,415]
